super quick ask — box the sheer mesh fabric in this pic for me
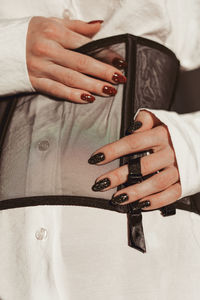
[0,34,186,213]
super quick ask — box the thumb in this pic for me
[64,19,103,38]
[126,109,161,135]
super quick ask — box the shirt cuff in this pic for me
[135,108,200,198]
[0,17,35,96]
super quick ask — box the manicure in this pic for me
[110,193,129,205]
[92,178,111,191]
[112,72,126,84]
[81,93,95,103]
[102,86,117,96]
[112,57,127,69]
[88,152,105,164]
[125,121,142,135]
[138,200,151,209]
[87,20,104,24]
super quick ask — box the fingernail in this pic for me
[88,152,105,164]
[81,93,95,103]
[112,72,126,84]
[138,200,151,209]
[112,57,127,69]
[87,20,104,24]
[125,121,142,135]
[102,86,117,96]
[110,193,129,205]
[92,178,111,191]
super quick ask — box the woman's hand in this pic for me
[89,110,182,210]
[26,17,126,103]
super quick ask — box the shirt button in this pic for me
[35,228,48,240]
[38,140,50,151]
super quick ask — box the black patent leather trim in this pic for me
[77,33,178,60]
[0,195,193,214]
[0,195,130,213]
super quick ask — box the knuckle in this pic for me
[157,198,166,208]
[125,135,139,151]
[44,79,56,93]
[66,72,76,87]
[104,68,113,81]
[67,89,74,101]
[174,183,182,198]
[154,174,167,190]
[27,57,41,74]
[76,54,89,72]
[42,20,60,39]
[29,75,37,89]
[132,187,141,200]
[170,167,179,181]
[95,81,104,93]
[141,157,151,175]
[32,40,48,56]
[158,125,169,141]
[96,66,112,82]
[112,170,123,184]
[167,146,176,162]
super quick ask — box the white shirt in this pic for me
[0,1,200,299]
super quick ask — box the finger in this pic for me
[92,48,127,69]
[32,77,96,104]
[43,63,118,97]
[133,110,162,133]
[41,21,126,83]
[49,25,91,49]
[138,182,182,210]
[92,147,176,191]
[110,166,179,205]
[62,19,127,69]
[51,47,126,85]
[88,125,169,165]
[63,19,103,38]
[38,18,91,49]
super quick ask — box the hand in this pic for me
[26,17,126,103]
[89,110,182,210]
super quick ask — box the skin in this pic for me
[26,17,124,103]
[92,110,182,210]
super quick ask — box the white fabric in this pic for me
[0,0,200,299]
[0,17,34,95]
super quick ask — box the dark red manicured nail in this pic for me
[87,20,104,24]
[112,57,127,69]
[102,86,117,96]
[81,94,95,103]
[112,72,126,84]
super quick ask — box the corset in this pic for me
[0,34,198,252]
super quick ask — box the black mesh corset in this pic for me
[0,34,192,249]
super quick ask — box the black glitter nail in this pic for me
[138,200,151,209]
[92,178,111,191]
[126,121,142,135]
[88,152,105,164]
[110,193,129,205]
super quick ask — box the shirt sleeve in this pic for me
[136,108,200,199]
[165,0,200,70]
[0,17,35,96]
